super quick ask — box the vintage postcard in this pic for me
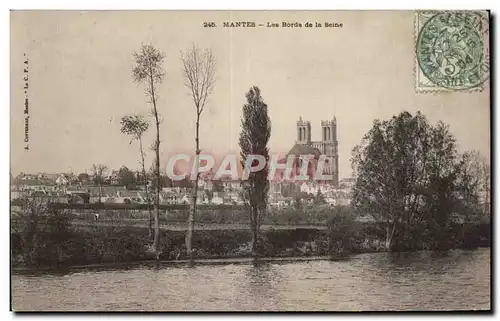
[10,10,491,312]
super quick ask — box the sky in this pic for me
[10,11,490,180]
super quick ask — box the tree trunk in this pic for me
[139,137,153,239]
[186,192,196,260]
[386,223,396,251]
[186,115,200,262]
[250,206,259,259]
[153,125,160,257]
[149,75,161,259]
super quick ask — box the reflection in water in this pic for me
[240,262,283,310]
[12,248,490,311]
[247,263,277,292]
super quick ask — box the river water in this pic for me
[11,248,490,311]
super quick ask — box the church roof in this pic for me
[287,144,322,158]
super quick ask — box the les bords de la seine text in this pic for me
[202,21,343,28]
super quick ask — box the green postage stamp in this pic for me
[415,11,490,93]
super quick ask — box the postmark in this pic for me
[415,11,490,92]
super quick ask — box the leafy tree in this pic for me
[326,205,355,256]
[181,44,217,261]
[419,122,461,249]
[147,163,175,191]
[315,189,326,205]
[162,175,173,188]
[120,114,153,236]
[239,86,271,259]
[14,197,75,267]
[206,190,214,202]
[299,192,314,201]
[77,173,90,184]
[455,151,489,221]
[172,176,192,189]
[67,173,79,185]
[212,180,224,192]
[294,195,302,211]
[132,44,165,257]
[281,183,298,198]
[351,111,484,251]
[117,166,137,189]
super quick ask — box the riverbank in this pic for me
[11,255,340,274]
[11,220,490,270]
[13,247,491,275]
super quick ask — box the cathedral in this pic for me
[286,116,339,187]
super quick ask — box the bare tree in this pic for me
[91,164,108,203]
[14,196,74,267]
[120,114,153,238]
[460,151,491,216]
[132,44,165,257]
[181,44,217,260]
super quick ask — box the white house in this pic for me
[325,197,337,206]
[221,180,242,192]
[161,191,178,204]
[211,192,224,205]
[179,193,191,205]
[55,174,69,186]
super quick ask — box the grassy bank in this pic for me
[11,216,490,269]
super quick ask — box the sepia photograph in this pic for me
[9,10,491,312]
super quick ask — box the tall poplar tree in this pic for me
[238,86,271,259]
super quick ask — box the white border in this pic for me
[2,0,497,319]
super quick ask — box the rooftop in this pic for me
[287,143,322,158]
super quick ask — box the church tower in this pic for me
[296,117,311,144]
[292,116,339,187]
[320,117,339,186]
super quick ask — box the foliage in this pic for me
[454,151,490,220]
[326,206,356,256]
[132,44,165,84]
[293,195,302,211]
[12,197,76,267]
[351,111,488,251]
[281,183,300,197]
[148,166,175,190]
[172,176,191,188]
[212,180,224,192]
[120,114,150,140]
[117,166,137,190]
[11,202,490,268]
[315,189,326,205]
[77,173,90,184]
[239,86,272,257]
[120,114,150,186]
